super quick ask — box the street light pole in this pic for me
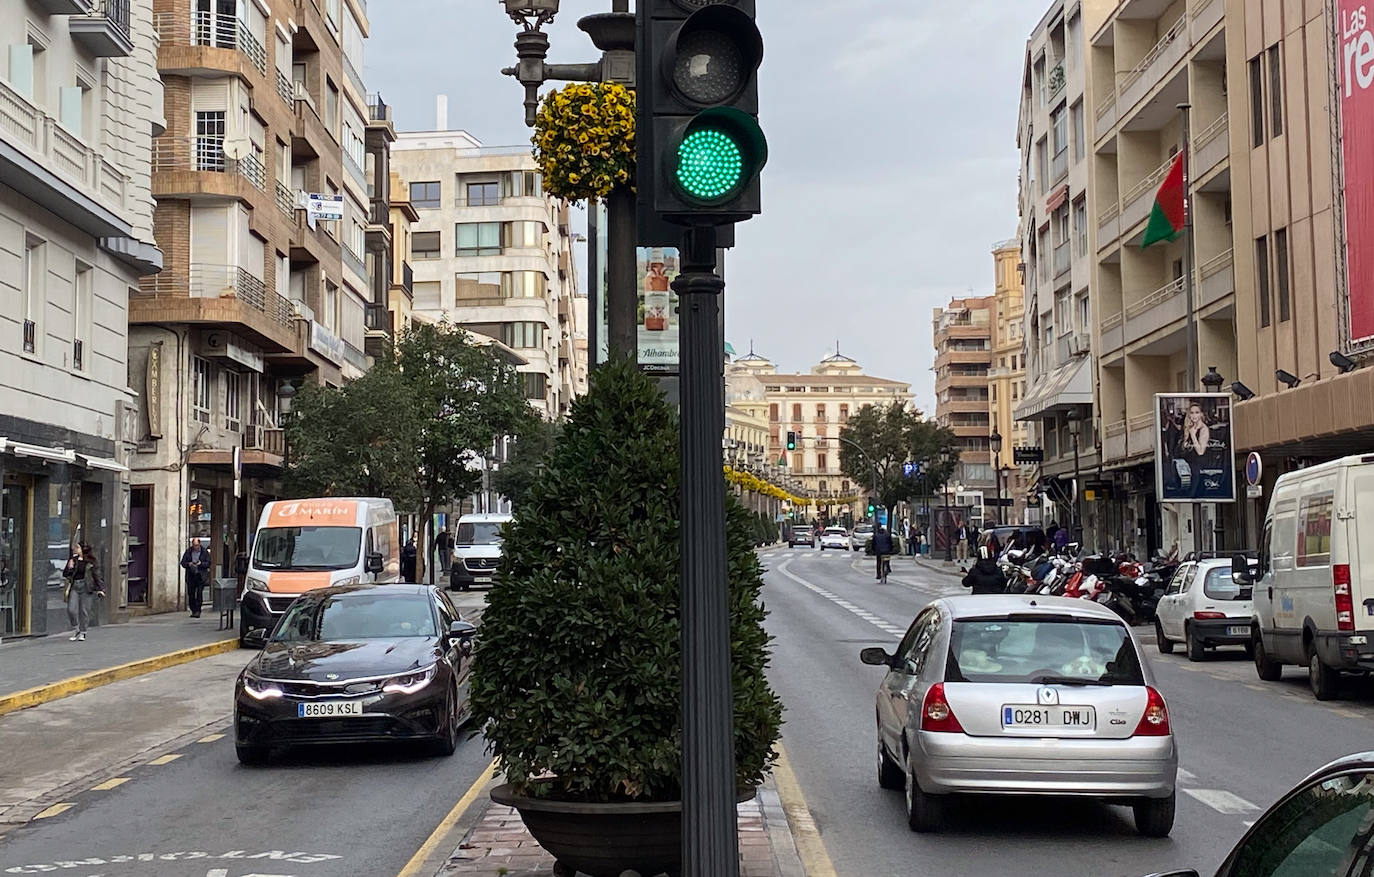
[990,429,1003,527]
[941,448,955,563]
[1067,411,1084,547]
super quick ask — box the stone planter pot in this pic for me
[489,784,756,877]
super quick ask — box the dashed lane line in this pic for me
[197,733,225,743]
[1182,789,1262,815]
[90,777,130,791]
[775,558,906,639]
[32,803,75,819]
[147,754,181,766]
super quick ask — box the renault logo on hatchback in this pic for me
[1038,687,1059,705]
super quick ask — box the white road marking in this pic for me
[1183,788,1262,814]
[148,754,181,765]
[1176,767,1197,783]
[32,803,75,819]
[90,777,130,791]
[776,559,906,638]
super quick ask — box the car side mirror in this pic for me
[1231,553,1253,584]
[366,552,385,575]
[860,647,894,667]
[448,619,478,650]
[247,627,268,642]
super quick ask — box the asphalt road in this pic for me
[760,546,1374,877]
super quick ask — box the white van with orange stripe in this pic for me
[238,497,400,646]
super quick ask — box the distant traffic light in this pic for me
[786,431,797,451]
[867,501,876,516]
[638,0,767,228]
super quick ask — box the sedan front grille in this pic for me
[272,717,397,740]
[275,679,381,698]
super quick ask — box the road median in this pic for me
[0,637,239,717]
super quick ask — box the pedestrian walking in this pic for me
[966,524,980,561]
[400,537,418,583]
[63,542,105,640]
[435,527,452,574]
[907,523,919,556]
[961,547,1008,594]
[180,537,211,619]
[956,523,969,562]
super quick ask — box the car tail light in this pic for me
[920,683,964,733]
[1133,686,1171,737]
[1334,565,1355,632]
[1193,611,1227,620]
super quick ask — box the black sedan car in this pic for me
[1143,751,1374,877]
[233,584,477,764]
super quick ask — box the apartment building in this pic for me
[1223,0,1374,546]
[391,122,586,419]
[129,0,380,613]
[988,240,1031,524]
[728,349,914,522]
[1015,1,1103,544]
[1088,0,1235,556]
[933,296,997,511]
[0,1,162,635]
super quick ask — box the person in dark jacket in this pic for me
[180,538,212,618]
[871,526,895,580]
[400,538,418,583]
[63,542,105,640]
[962,547,1007,594]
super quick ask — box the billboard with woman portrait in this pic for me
[1154,393,1235,503]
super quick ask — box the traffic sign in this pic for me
[1245,452,1263,486]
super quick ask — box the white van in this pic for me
[1242,454,1374,699]
[449,512,512,591]
[239,497,400,646]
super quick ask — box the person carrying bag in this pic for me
[63,543,105,641]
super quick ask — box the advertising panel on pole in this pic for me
[306,193,344,222]
[1339,0,1374,348]
[1154,393,1236,503]
[637,246,680,374]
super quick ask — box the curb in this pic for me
[0,637,240,718]
[771,743,837,877]
[400,759,499,877]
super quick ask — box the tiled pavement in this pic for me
[436,775,807,877]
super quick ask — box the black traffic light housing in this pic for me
[785,431,797,451]
[637,0,766,233]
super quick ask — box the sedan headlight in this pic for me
[242,673,283,700]
[245,576,269,593]
[382,663,439,695]
[334,575,361,587]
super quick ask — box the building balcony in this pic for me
[133,264,296,352]
[152,137,267,199]
[1198,248,1234,308]
[936,372,992,391]
[1053,240,1072,278]
[1095,91,1118,139]
[934,349,992,369]
[1127,413,1156,461]
[1097,201,1121,250]
[941,399,990,415]
[1121,154,1177,231]
[1050,147,1068,186]
[275,180,295,220]
[1101,310,1124,353]
[1123,277,1186,348]
[1102,419,1128,462]
[1192,111,1229,181]
[70,0,134,56]
[1190,0,1224,42]
[292,83,335,160]
[37,0,94,12]
[400,261,413,296]
[1048,61,1066,102]
[290,206,338,265]
[153,10,267,79]
[1118,17,1189,115]
[366,93,397,139]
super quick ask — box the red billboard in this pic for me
[1340,0,1374,346]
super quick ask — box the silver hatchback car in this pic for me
[862,595,1178,836]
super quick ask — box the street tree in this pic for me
[489,418,561,510]
[837,402,959,523]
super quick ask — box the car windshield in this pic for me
[252,526,362,571]
[456,522,504,546]
[272,593,437,642]
[946,617,1145,685]
[1203,566,1249,600]
[855,525,873,534]
[825,528,847,535]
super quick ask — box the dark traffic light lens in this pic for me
[672,29,745,105]
[676,128,744,201]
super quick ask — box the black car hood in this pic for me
[251,638,441,682]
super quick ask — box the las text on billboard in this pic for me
[1340,0,1374,346]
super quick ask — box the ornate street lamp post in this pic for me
[941,446,955,562]
[989,428,1003,527]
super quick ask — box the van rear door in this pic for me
[1350,464,1374,628]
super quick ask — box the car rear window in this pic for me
[1203,567,1248,600]
[946,617,1144,685]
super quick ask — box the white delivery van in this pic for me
[449,512,513,591]
[1242,454,1374,699]
[239,497,400,646]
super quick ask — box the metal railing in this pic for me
[401,261,413,294]
[1101,311,1123,331]
[275,70,293,107]
[1125,277,1185,320]
[137,264,294,329]
[1053,240,1072,277]
[1099,200,1121,223]
[1119,17,1187,94]
[1048,61,1066,100]
[275,180,294,217]
[151,137,265,190]
[367,93,391,123]
[87,0,131,39]
[187,11,267,74]
[1122,153,1179,205]
[73,338,85,371]
[1050,147,1068,183]
[1095,91,1117,122]
[1198,248,1234,280]
[364,302,392,333]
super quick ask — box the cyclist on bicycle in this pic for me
[871,525,895,582]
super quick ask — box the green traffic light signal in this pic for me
[670,107,768,208]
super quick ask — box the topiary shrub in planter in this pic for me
[470,360,783,876]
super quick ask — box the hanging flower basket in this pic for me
[533,82,636,202]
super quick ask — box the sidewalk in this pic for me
[434,772,809,877]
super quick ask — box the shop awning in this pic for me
[0,438,77,463]
[1014,357,1093,422]
[78,454,129,473]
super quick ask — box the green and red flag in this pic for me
[1141,151,1186,248]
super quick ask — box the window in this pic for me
[839,404,849,422]
[502,322,544,348]
[192,356,213,424]
[816,404,827,422]
[323,282,337,331]
[1050,105,1068,159]
[791,403,802,421]
[410,181,441,209]
[502,171,542,198]
[502,271,546,298]
[325,78,339,136]
[1224,769,1374,877]
[792,453,803,471]
[1268,45,1284,138]
[195,110,226,171]
[1034,54,1046,106]
[1074,198,1088,256]
[1078,293,1090,331]
[60,77,92,140]
[522,372,548,400]
[1071,101,1085,162]
[1054,204,1070,245]
[769,403,778,422]
[1275,227,1291,322]
[457,222,501,256]
[466,181,500,207]
[1256,234,1272,328]
[817,453,828,471]
[73,261,91,371]
[503,221,542,249]
[1249,56,1265,148]
[22,237,43,355]
[412,231,440,260]
[1036,138,1048,194]
[1056,291,1072,335]
[225,370,243,432]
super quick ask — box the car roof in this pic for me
[459,514,512,522]
[935,594,1128,623]
[308,583,433,599]
[1304,751,1374,784]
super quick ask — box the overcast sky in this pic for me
[364,1,1033,413]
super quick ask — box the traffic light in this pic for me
[785,431,797,451]
[637,0,767,229]
[867,501,876,516]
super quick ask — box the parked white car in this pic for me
[1154,558,1254,661]
[819,527,853,551]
